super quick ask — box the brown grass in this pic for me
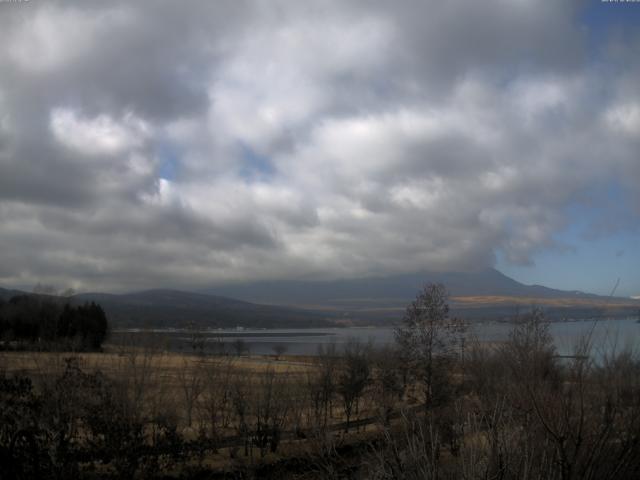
[452,295,640,308]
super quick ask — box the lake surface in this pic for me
[111,317,640,358]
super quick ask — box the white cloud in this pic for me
[0,89,10,140]
[0,0,638,292]
[208,12,394,150]
[50,108,150,156]
[7,6,131,73]
[605,103,640,135]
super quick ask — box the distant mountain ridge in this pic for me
[2,269,638,328]
[0,288,22,300]
[205,269,639,322]
[0,287,335,329]
[206,268,605,306]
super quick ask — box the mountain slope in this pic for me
[72,289,335,328]
[1,288,335,329]
[3,268,638,329]
[0,287,27,300]
[206,269,639,322]
[207,268,604,306]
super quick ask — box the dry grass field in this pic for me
[0,345,391,441]
[0,349,316,377]
[0,343,409,477]
[452,295,640,308]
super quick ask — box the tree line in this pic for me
[0,294,108,350]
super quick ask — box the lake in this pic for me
[111,317,640,358]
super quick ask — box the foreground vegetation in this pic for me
[1,284,640,479]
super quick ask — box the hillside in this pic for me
[206,268,608,305]
[0,287,27,300]
[0,288,335,329]
[3,268,639,329]
[206,269,640,323]
[72,289,336,329]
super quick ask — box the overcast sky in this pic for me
[0,0,639,295]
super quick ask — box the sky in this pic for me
[0,0,638,296]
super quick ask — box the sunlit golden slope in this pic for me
[452,296,640,308]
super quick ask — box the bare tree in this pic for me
[501,308,558,386]
[366,411,442,480]
[209,331,226,356]
[373,346,405,426]
[114,336,162,423]
[198,357,235,448]
[272,343,287,360]
[186,321,206,354]
[337,339,371,432]
[177,356,204,428]
[395,283,463,410]
[232,338,248,357]
[230,373,252,458]
[252,367,291,456]
[306,343,338,430]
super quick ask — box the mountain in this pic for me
[72,289,336,328]
[206,268,602,306]
[1,288,335,329]
[3,269,638,328]
[0,287,26,300]
[206,269,639,322]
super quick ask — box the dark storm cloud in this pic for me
[0,0,638,291]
